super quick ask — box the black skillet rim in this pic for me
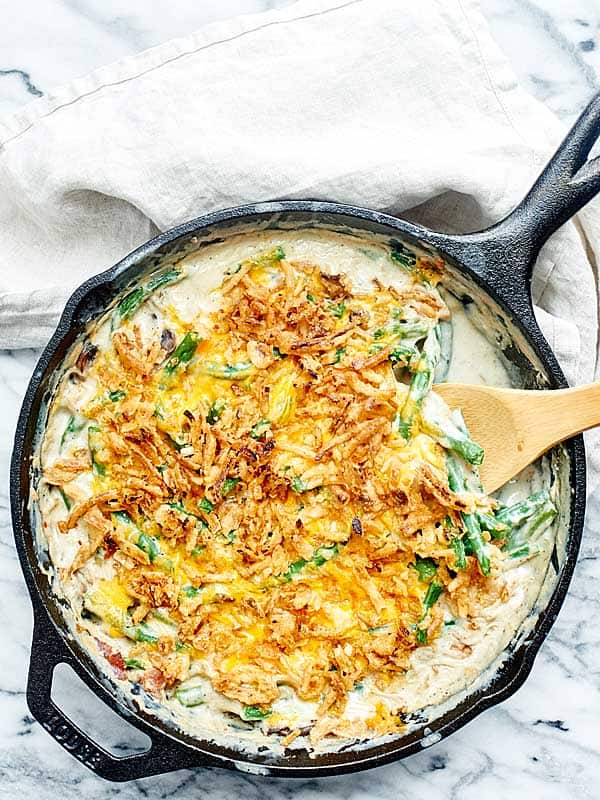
[10,200,586,779]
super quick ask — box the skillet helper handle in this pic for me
[27,615,207,781]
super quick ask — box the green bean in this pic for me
[163,331,201,376]
[496,490,552,528]
[389,346,418,369]
[181,585,201,597]
[221,477,240,497]
[198,361,254,380]
[249,245,285,265]
[291,477,310,493]
[439,407,484,465]
[280,542,341,581]
[505,544,531,560]
[422,581,443,615]
[450,535,467,570]
[167,501,206,524]
[166,433,188,452]
[59,488,72,511]
[502,493,557,558]
[150,609,177,627]
[334,347,346,364]
[469,489,559,559]
[450,409,485,470]
[113,267,183,328]
[433,321,453,383]
[476,512,508,539]
[124,659,145,670]
[431,424,484,465]
[522,499,557,535]
[115,288,145,325]
[176,685,206,707]
[84,591,131,635]
[368,624,391,634]
[373,320,430,345]
[249,418,270,439]
[281,558,308,582]
[84,583,165,643]
[137,533,161,562]
[397,331,439,439]
[446,454,464,494]
[389,239,417,269]
[416,580,444,643]
[312,543,339,567]
[242,705,271,720]
[146,268,183,292]
[448,436,484,465]
[412,555,437,583]
[206,398,226,425]
[328,301,346,319]
[462,512,491,575]
[60,414,86,450]
[423,402,484,465]
[113,511,173,572]
[396,373,430,439]
[88,425,106,476]
[224,247,284,278]
[112,510,135,527]
[446,454,491,576]
[135,623,158,644]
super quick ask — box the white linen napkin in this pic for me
[0,0,598,486]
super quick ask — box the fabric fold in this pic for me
[0,0,598,487]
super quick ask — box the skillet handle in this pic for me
[506,90,600,251]
[428,91,600,305]
[26,614,211,781]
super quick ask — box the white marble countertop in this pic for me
[1,2,599,798]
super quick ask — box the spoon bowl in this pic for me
[435,382,600,492]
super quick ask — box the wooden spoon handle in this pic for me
[510,383,600,454]
[435,381,600,492]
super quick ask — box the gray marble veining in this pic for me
[0,2,599,798]
[1,0,599,121]
[482,0,600,120]
[0,0,294,115]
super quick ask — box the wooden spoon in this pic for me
[434,382,600,493]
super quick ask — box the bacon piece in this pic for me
[96,639,126,680]
[140,667,167,696]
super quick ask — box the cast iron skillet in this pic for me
[10,93,600,781]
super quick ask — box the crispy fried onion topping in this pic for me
[48,251,504,745]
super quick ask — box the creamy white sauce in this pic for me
[35,228,562,757]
